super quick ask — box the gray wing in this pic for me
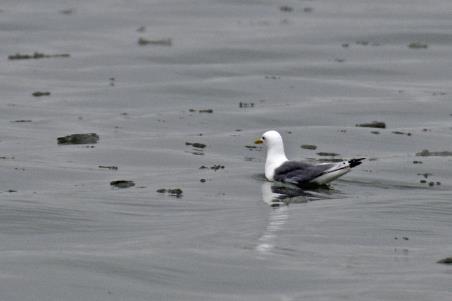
[273,161,335,185]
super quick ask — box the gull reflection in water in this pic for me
[256,182,332,257]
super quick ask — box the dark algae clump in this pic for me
[57,133,99,145]
[416,149,452,157]
[188,109,213,113]
[317,152,339,157]
[239,102,254,108]
[8,52,70,60]
[110,180,135,188]
[279,5,293,12]
[408,42,428,49]
[32,91,51,97]
[200,164,224,171]
[157,188,183,197]
[356,121,386,129]
[185,142,206,149]
[437,257,452,264]
[99,165,118,170]
[392,131,412,136]
[301,144,317,150]
[138,37,172,46]
[168,188,183,196]
[198,109,213,113]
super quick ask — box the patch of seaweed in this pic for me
[8,52,70,60]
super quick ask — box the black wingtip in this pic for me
[349,158,365,168]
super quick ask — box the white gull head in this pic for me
[255,130,288,181]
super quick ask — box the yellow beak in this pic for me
[254,138,263,145]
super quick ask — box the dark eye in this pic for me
[262,136,265,140]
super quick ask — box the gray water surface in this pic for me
[0,0,451,300]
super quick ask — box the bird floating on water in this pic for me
[255,130,364,187]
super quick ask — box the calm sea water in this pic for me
[0,0,451,300]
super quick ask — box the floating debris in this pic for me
[188,108,213,113]
[392,131,412,136]
[301,144,317,150]
[408,42,428,49]
[412,161,423,164]
[186,142,205,156]
[185,142,206,149]
[371,131,380,135]
[356,121,386,129]
[199,164,224,171]
[8,52,70,60]
[32,91,51,97]
[138,37,172,46]
[239,102,254,108]
[110,180,135,188]
[99,165,118,170]
[437,257,452,264]
[279,5,293,12]
[168,188,183,196]
[418,179,441,187]
[265,75,280,80]
[341,43,350,48]
[156,188,183,197]
[417,173,432,179]
[317,152,339,157]
[57,133,99,145]
[416,149,452,157]
[303,7,313,13]
[200,179,206,183]
[210,164,224,171]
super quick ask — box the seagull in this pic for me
[255,130,364,187]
